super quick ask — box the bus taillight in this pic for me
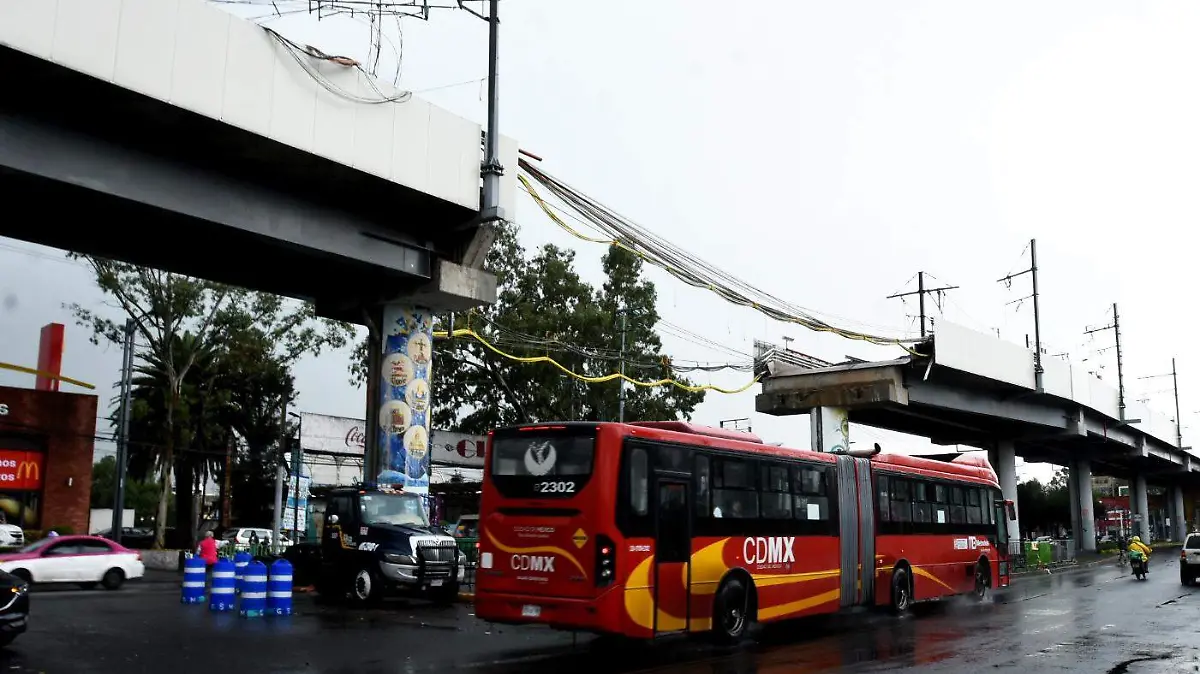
[595,535,616,587]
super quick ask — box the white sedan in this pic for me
[0,535,145,590]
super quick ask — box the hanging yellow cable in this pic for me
[431,328,760,395]
[0,362,96,390]
[518,172,925,358]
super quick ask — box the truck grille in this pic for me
[416,542,457,564]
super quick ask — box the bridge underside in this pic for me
[757,359,1200,486]
[0,45,481,316]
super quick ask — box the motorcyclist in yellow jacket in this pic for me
[1128,535,1152,571]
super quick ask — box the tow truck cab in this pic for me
[317,486,464,604]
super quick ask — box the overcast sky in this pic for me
[6,0,1200,483]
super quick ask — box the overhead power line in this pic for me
[432,327,761,395]
[517,160,923,353]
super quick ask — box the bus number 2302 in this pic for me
[535,481,576,494]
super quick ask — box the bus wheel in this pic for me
[972,565,990,602]
[350,565,383,606]
[712,577,752,643]
[890,567,912,615]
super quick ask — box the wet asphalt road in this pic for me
[1,553,1196,673]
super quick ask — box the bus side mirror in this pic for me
[1005,501,1017,521]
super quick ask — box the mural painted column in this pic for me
[809,406,849,453]
[375,305,434,505]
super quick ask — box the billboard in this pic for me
[298,412,366,457]
[430,431,486,468]
[297,413,485,469]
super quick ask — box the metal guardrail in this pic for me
[1009,539,1079,573]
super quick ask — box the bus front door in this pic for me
[653,480,692,635]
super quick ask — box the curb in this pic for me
[458,591,474,603]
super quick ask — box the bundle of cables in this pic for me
[518,159,923,352]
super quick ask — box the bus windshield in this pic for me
[360,493,429,528]
[491,434,594,478]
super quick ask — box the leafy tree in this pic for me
[69,257,353,547]
[90,456,160,526]
[349,222,706,432]
[1017,470,1072,537]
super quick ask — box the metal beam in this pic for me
[0,110,430,278]
[905,381,1068,429]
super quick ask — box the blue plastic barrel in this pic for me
[239,560,268,618]
[209,558,236,612]
[181,556,207,604]
[234,551,253,592]
[267,559,293,616]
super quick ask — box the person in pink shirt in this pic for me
[197,531,219,587]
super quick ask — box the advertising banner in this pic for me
[298,412,367,457]
[376,306,434,498]
[0,450,43,491]
[430,431,486,468]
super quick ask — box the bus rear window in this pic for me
[491,435,595,477]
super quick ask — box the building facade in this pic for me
[0,385,97,535]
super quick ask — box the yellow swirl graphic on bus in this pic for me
[485,531,588,577]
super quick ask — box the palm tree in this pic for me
[124,332,226,548]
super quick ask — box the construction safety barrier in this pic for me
[267,560,293,616]
[209,559,236,612]
[239,561,268,618]
[181,557,206,604]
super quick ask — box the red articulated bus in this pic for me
[474,421,1016,642]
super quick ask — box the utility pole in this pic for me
[1086,303,1131,421]
[221,438,232,529]
[1138,357,1183,447]
[997,239,1044,392]
[271,402,287,555]
[111,319,135,544]
[287,411,304,541]
[886,271,959,338]
[618,310,627,423]
[461,0,504,268]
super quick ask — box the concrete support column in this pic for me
[1172,485,1187,541]
[992,441,1020,543]
[1074,458,1095,552]
[810,407,849,453]
[365,304,434,504]
[1132,474,1150,541]
[1067,459,1081,547]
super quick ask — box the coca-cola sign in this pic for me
[299,412,368,457]
[299,412,485,467]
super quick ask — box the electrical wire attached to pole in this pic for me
[517,160,925,354]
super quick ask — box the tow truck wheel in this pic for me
[350,565,383,605]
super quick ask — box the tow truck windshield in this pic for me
[360,492,430,528]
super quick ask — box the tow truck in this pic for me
[287,484,464,604]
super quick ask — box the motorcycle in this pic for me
[1129,550,1148,580]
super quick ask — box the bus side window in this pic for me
[694,455,710,518]
[966,488,982,524]
[933,484,948,525]
[792,466,829,522]
[630,448,649,516]
[760,464,791,520]
[890,479,912,523]
[982,489,993,525]
[913,482,932,523]
[876,475,891,523]
[950,486,966,524]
